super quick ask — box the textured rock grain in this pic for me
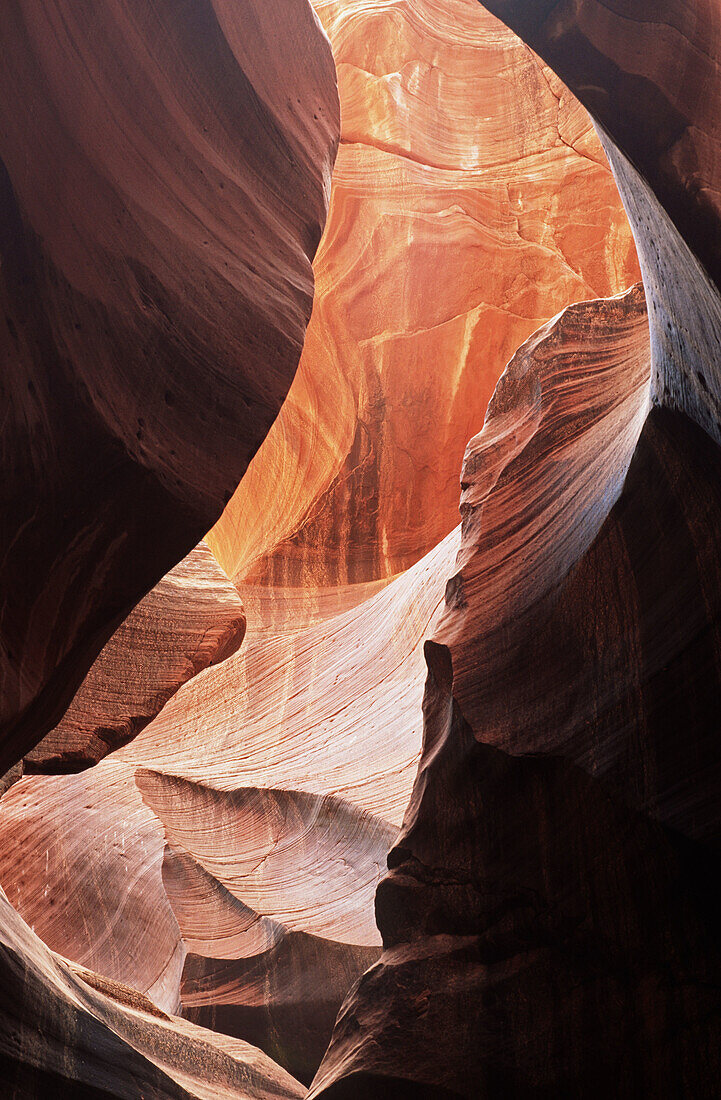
[208,0,639,588]
[21,542,245,774]
[0,887,305,1099]
[0,0,338,771]
[0,529,459,1083]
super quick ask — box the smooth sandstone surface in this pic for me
[208,0,640,588]
[20,542,246,775]
[0,887,305,1099]
[0,0,338,772]
[7,2,721,1097]
[478,0,721,448]
[314,286,721,1098]
[0,527,459,1082]
[310,6,721,1093]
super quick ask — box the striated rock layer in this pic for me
[310,5,721,1094]
[310,283,718,1097]
[0,887,305,1099]
[311,23,721,1072]
[0,0,338,772]
[19,542,245,776]
[208,0,640,588]
[0,528,459,1083]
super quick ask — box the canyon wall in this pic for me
[208,0,640,588]
[310,2,721,1096]
[0,0,338,772]
[5,2,720,1096]
[0,0,339,1090]
[0,528,459,1084]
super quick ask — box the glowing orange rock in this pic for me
[209,0,640,588]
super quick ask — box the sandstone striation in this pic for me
[309,5,721,1092]
[6,1,721,1096]
[0,528,458,1082]
[208,0,640,589]
[0,887,305,1098]
[0,763,184,1015]
[0,0,338,772]
[311,282,719,1096]
[19,543,245,775]
[312,164,721,1100]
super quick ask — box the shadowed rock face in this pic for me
[5,3,721,1096]
[310,279,721,1096]
[0,0,338,773]
[0,529,459,1084]
[16,543,246,776]
[0,887,306,1099]
[310,2,721,1090]
[208,0,639,589]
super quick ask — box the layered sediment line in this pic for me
[208,0,640,589]
[0,0,338,770]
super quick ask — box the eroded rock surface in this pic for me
[0,887,305,1099]
[0,529,459,1083]
[313,290,721,1096]
[19,543,245,775]
[309,3,721,1093]
[309,286,721,1097]
[208,0,639,589]
[0,0,338,772]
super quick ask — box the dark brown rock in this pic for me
[311,4,721,1094]
[0,886,306,1098]
[0,0,338,773]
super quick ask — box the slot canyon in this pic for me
[0,1,719,1097]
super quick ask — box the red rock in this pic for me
[19,542,245,775]
[208,0,640,589]
[0,887,305,1098]
[165,846,379,1086]
[312,284,721,1096]
[0,0,338,772]
[0,528,458,1083]
[479,0,721,448]
[0,762,183,1014]
[309,4,721,1091]
[117,526,460,826]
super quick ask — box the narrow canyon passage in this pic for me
[1,1,721,1098]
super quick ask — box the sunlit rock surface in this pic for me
[0,888,305,1099]
[0,763,183,1015]
[0,0,338,772]
[313,137,721,1100]
[17,543,245,776]
[208,0,639,589]
[309,5,721,1092]
[6,1,721,1096]
[0,529,459,1083]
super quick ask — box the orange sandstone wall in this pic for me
[208,0,640,587]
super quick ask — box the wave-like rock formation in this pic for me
[0,528,458,1083]
[17,543,245,776]
[311,283,719,1097]
[0,0,338,772]
[311,0,721,1069]
[208,0,640,589]
[0,762,183,1015]
[117,527,459,825]
[0,888,305,1099]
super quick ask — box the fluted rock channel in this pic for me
[310,2,721,1097]
[2,1,721,1098]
